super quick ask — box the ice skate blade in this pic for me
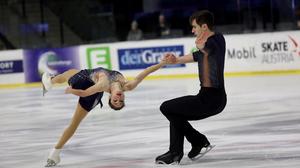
[42,72,53,96]
[42,84,48,96]
[45,159,57,167]
[155,160,180,165]
[190,145,215,161]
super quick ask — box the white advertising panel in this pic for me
[0,50,25,84]
[224,31,300,73]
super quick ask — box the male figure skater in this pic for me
[155,10,227,164]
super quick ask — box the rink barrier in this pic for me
[0,82,41,89]
[1,69,300,89]
[224,69,300,77]
[1,30,300,86]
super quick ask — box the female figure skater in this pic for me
[42,61,166,167]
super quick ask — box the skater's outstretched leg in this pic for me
[51,69,79,84]
[45,103,88,167]
[42,69,79,96]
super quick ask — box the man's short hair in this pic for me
[189,10,214,30]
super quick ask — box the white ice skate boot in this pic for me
[45,148,61,167]
[42,72,53,96]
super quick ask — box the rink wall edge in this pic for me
[1,30,300,87]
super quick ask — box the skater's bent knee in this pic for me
[160,101,171,114]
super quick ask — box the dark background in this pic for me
[0,0,299,50]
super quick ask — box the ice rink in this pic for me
[0,75,300,168]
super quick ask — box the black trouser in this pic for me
[160,87,227,153]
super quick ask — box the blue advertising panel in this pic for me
[118,45,185,70]
[0,60,23,74]
[23,47,80,83]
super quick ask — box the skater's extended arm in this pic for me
[164,53,195,64]
[123,61,166,91]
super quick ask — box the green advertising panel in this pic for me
[86,47,112,69]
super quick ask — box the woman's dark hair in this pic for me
[108,98,125,110]
[189,10,214,30]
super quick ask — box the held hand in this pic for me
[162,53,177,64]
[195,31,209,50]
[65,86,72,94]
[160,58,167,65]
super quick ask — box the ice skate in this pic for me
[42,72,53,96]
[188,144,215,160]
[155,151,183,165]
[45,148,61,167]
